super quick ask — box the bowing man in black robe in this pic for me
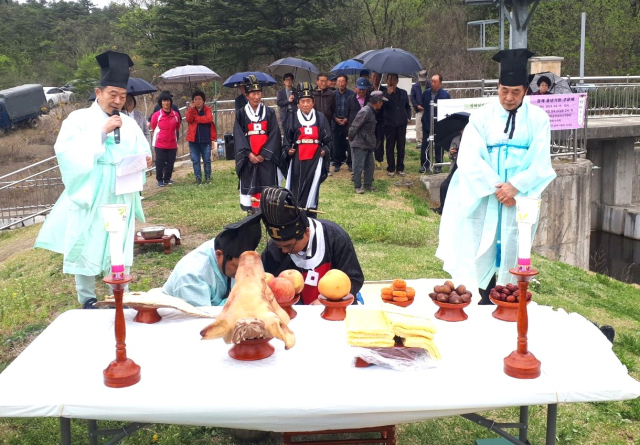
[234,75,284,213]
[260,187,364,305]
[283,82,332,212]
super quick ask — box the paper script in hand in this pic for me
[115,153,147,195]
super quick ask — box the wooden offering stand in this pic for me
[318,294,354,321]
[433,300,471,322]
[133,307,162,324]
[503,268,541,379]
[103,275,141,388]
[228,338,275,361]
[278,295,300,320]
[134,233,180,255]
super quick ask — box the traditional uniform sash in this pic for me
[244,103,268,155]
[296,125,320,161]
[246,121,268,155]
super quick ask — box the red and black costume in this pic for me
[233,76,284,211]
[284,106,331,211]
[262,218,363,304]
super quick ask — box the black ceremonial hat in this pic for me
[243,74,262,93]
[216,213,262,258]
[492,48,535,87]
[296,82,314,100]
[96,51,133,89]
[260,187,309,241]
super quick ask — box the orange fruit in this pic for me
[318,269,351,300]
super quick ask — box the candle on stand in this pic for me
[101,204,129,280]
[515,197,541,272]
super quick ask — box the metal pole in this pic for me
[60,418,71,445]
[500,0,505,50]
[573,128,578,163]
[88,419,98,445]
[519,406,529,443]
[580,12,586,80]
[214,81,219,130]
[429,100,435,173]
[546,403,558,445]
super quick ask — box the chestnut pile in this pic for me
[489,284,532,303]
[429,281,472,304]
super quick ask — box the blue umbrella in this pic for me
[223,71,277,88]
[330,59,366,76]
[268,57,319,85]
[360,48,422,76]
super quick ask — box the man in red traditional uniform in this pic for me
[260,187,364,305]
[283,82,332,212]
[234,75,284,213]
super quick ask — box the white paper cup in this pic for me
[101,204,129,232]
[515,197,541,225]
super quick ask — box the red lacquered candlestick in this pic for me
[103,275,141,388]
[503,268,541,379]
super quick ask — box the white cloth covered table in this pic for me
[0,279,638,433]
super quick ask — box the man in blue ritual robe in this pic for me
[162,213,262,307]
[34,51,151,308]
[436,49,557,304]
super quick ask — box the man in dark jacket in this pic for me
[276,73,297,124]
[420,73,451,173]
[346,77,371,128]
[348,92,386,194]
[314,73,336,171]
[333,75,354,172]
[382,73,411,177]
[235,85,248,110]
[410,70,430,147]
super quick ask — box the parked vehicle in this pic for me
[43,86,73,109]
[0,84,47,135]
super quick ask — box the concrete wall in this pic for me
[533,159,592,270]
[420,159,592,270]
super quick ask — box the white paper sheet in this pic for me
[115,153,147,195]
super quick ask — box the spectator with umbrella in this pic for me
[233,75,284,213]
[283,82,332,212]
[346,77,371,129]
[531,75,552,95]
[370,71,386,170]
[186,90,217,185]
[382,73,411,177]
[410,70,429,148]
[277,73,297,124]
[122,94,150,145]
[235,85,248,111]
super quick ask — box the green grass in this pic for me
[1,153,640,444]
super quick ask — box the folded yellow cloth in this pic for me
[347,337,396,348]
[402,336,442,360]
[385,311,437,336]
[346,308,394,337]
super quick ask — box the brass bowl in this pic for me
[140,226,165,239]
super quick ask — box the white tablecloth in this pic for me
[0,279,638,432]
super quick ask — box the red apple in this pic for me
[279,269,305,294]
[268,277,296,304]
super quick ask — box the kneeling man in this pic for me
[260,187,364,305]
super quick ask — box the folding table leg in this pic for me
[88,419,98,445]
[60,418,71,445]
[546,404,558,445]
[519,406,529,444]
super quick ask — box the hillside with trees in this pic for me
[0,0,638,94]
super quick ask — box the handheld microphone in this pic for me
[112,110,121,144]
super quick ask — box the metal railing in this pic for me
[0,156,64,230]
[2,76,638,229]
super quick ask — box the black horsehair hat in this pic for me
[296,82,314,100]
[260,187,309,241]
[96,50,133,89]
[243,74,262,93]
[492,48,535,87]
[216,213,262,258]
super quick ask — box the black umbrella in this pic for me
[360,48,422,75]
[434,112,469,149]
[88,77,158,100]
